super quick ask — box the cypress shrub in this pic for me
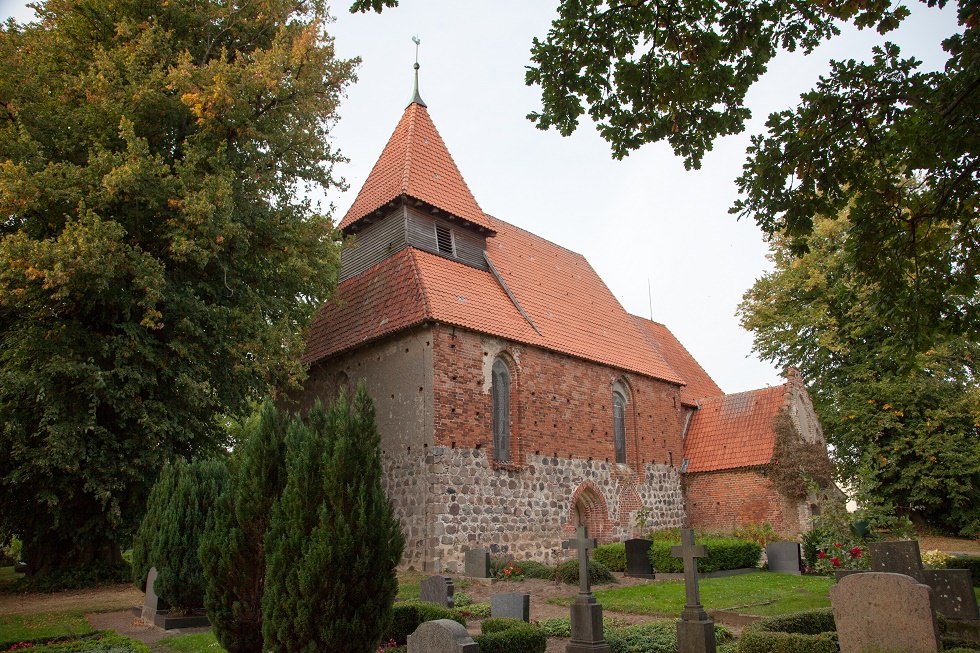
[262,385,405,652]
[131,457,228,610]
[593,542,627,572]
[200,402,289,653]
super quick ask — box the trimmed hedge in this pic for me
[649,536,762,573]
[383,602,466,645]
[949,555,980,587]
[474,619,547,653]
[606,621,733,653]
[593,543,627,572]
[556,559,615,585]
[737,609,838,653]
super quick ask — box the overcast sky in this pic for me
[1,0,959,393]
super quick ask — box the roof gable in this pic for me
[683,385,786,473]
[631,316,724,405]
[339,102,494,234]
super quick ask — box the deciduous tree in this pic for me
[0,0,355,578]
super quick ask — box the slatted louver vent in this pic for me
[435,224,455,257]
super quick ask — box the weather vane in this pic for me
[409,35,426,106]
[412,35,421,69]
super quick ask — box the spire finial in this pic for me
[410,35,426,107]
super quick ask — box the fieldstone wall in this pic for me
[383,450,430,570]
[423,447,685,572]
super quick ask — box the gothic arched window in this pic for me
[613,390,627,464]
[491,357,511,462]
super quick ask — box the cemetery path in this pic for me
[0,583,140,616]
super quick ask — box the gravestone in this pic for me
[922,569,980,620]
[491,592,530,622]
[831,572,940,653]
[464,548,491,579]
[869,540,925,580]
[407,619,478,653]
[563,525,611,653]
[672,529,716,653]
[765,541,802,575]
[625,539,655,579]
[420,575,455,608]
[141,567,160,624]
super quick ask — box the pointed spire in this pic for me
[409,36,426,107]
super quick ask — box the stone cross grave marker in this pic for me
[671,529,716,653]
[464,548,491,579]
[141,567,160,624]
[562,525,611,653]
[407,619,479,653]
[420,575,455,608]
[831,572,940,653]
[491,592,530,622]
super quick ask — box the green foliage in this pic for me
[262,386,405,653]
[555,558,615,585]
[734,523,781,548]
[200,402,289,653]
[593,543,626,572]
[0,537,21,566]
[132,457,228,610]
[738,609,837,653]
[0,632,150,653]
[474,620,547,653]
[648,537,761,574]
[382,602,466,646]
[741,215,980,535]
[517,560,556,581]
[0,0,354,577]
[535,617,571,638]
[606,621,732,653]
[5,561,130,592]
[949,555,980,587]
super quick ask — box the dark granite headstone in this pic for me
[869,540,924,580]
[491,592,530,622]
[407,619,478,653]
[464,549,491,579]
[420,574,455,608]
[625,539,655,579]
[766,541,802,575]
[922,569,980,620]
[141,567,160,623]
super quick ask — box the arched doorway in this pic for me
[568,481,610,541]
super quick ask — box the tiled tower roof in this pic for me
[338,101,494,234]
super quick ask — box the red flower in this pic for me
[832,557,841,567]
[850,547,862,558]
[834,543,842,548]
[817,551,827,559]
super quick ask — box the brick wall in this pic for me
[429,325,686,474]
[684,468,807,536]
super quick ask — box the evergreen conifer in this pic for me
[200,403,289,653]
[131,457,229,609]
[262,385,404,652]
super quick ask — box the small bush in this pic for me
[922,549,954,569]
[460,602,491,619]
[593,543,626,572]
[606,621,733,653]
[453,591,472,607]
[520,560,556,580]
[383,602,467,645]
[556,559,615,585]
[949,555,980,586]
[737,609,837,653]
[536,617,571,638]
[473,620,546,653]
[735,523,781,547]
[648,537,761,573]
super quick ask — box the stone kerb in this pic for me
[407,619,479,653]
[830,572,940,653]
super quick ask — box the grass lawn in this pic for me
[0,611,92,643]
[158,632,226,653]
[397,569,425,601]
[551,571,834,617]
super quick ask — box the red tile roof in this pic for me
[683,385,787,473]
[304,218,682,384]
[338,102,494,234]
[631,316,724,405]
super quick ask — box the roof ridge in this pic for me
[400,104,417,194]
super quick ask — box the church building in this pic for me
[297,76,829,572]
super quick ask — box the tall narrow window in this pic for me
[435,224,455,257]
[613,391,626,464]
[492,357,511,462]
